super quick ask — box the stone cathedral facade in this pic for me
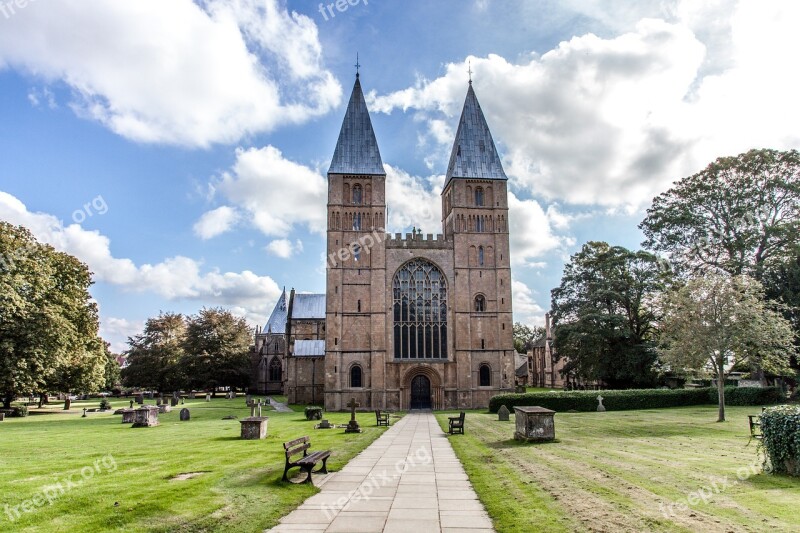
[251,73,514,410]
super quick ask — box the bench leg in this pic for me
[282,464,291,482]
[303,465,314,484]
[313,456,329,475]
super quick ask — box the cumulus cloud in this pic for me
[0,0,340,147]
[512,280,547,326]
[384,164,442,234]
[266,238,303,259]
[368,0,800,209]
[99,317,144,355]
[193,206,239,240]
[508,193,575,267]
[203,145,328,238]
[0,191,281,311]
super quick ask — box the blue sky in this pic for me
[1,0,798,352]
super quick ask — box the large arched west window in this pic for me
[479,364,491,386]
[350,365,363,388]
[268,357,282,382]
[393,259,448,359]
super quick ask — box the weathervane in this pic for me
[468,60,472,84]
[355,53,361,78]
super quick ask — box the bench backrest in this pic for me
[458,412,465,423]
[284,436,311,459]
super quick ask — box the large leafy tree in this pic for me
[0,223,106,407]
[551,242,667,388]
[660,273,796,422]
[513,322,545,353]
[182,308,252,392]
[121,313,187,392]
[640,149,800,279]
[102,342,122,392]
[761,247,800,370]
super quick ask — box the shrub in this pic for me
[760,405,800,476]
[304,406,323,420]
[12,405,29,417]
[488,387,781,413]
[99,398,112,410]
[720,386,784,406]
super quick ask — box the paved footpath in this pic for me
[267,412,495,533]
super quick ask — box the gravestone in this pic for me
[180,408,190,421]
[205,393,211,402]
[246,394,252,404]
[498,405,510,421]
[158,404,171,414]
[0,413,5,422]
[597,395,606,412]
[129,400,134,409]
[82,408,87,418]
[132,406,159,427]
[135,395,144,405]
[513,406,556,442]
[249,405,257,417]
[121,409,136,424]
[181,398,185,405]
[170,397,179,407]
[156,398,162,407]
[344,398,362,433]
[147,392,154,400]
[239,416,269,440]
[318,419,332,429]
[188,392,196,399]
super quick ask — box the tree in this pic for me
[102,342,122,392]
[0,223,107,407]
[513,322,545,353]
[121,313,187,392]
[660,274,796,422]
[640,149,800,279]
[551,242,667,388]
[182,308,252,392]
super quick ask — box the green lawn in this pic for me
[437,406,800,533]
[0,398,388,532]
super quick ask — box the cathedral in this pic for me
[251,71,515,410]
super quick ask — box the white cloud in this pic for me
[266,238,303,259]
[205,145,328,238]
[512,280,547,326]
[193,206,239,240]
[384,164,442,234]
[0,0,340,147]
[99,317,144,355]
[0,191,281,312]
[508,193,574,267]
[369,0,800,209]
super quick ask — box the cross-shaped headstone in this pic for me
[597,395,606,412]
[347,398,360,422]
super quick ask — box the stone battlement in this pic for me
[385,233,453,249]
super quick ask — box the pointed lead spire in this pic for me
[264,288,288,335]
[328,74,385,175]
[444,83,507,186]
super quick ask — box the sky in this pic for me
[1,0,799,353]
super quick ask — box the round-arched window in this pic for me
[393,259,448,359]
[350,365,363,388]
[479,364,491,387]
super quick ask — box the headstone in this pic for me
[156,398,162,407]
[135,395,144,405]
[158,404,171,414]
[147,392,154,400]
[188,392,196,399]
[121,409,136,424]
[0,413,5,422]
[129,400,134,409]
[597,395,606,412]
[250,405,257,417]
[318,419,332,429]
[82,408,87,418]
[205,393,211,402]
[181,398,185,405]
[344,398,362,433]
[257,402,262,418]
[498,405,510,421]
[132,406,159,427]
[180,408,190,421]
[246,394,252,404]
[170,397,179,407]
[239,416,269,440]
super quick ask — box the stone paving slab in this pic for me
[266,412,495,533]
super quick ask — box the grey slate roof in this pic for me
[294,339,326,357]
[328,76,385,175]
[516,362,529,378]
[264,289,288,334]
[292,294,326,320]
[445,84,507,187]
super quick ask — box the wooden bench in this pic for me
[448,412,465,435]
[282,436,331,484]
[748,414,763,443]
[375,410,390,427]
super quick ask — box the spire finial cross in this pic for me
[355,53,361,78]
[468,60,473,84]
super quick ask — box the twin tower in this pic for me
[253,72,515,410]
[323,73,514,410]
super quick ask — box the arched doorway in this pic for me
[410,375,431,410]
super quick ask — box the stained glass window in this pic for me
[393,259,448,359]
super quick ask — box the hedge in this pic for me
[488,387,783,413]
[760,405,800,476]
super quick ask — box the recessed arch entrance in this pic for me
[401,366,443,410]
